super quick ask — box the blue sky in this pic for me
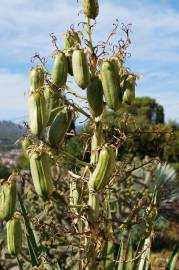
[1,0,179,123]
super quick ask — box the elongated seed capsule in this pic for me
[111,57,123,102]
[87,77,103,117]
[119,67,129,94]
[47,107,72,147]
[29,66,44,91]
[28,91,47,138]
[83,0,99,20]
[100,60,121,111]
[22,138,32,160]
[51,51,68,88]
[0,177,17,221]
[66,52,73,76]
[47,106,62,126]
[122,74,136,105]
[98,147,116,190]
[64,30,81,50]
[7,216,22,255]
[72,49,90,89]
[88,146,110,190]
[123,89,135,105]
[64,30,81,76]
[89,146,115,191]
[44,86,60,124]
[29,151,53,200]
[111,56,122,71]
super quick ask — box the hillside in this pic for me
[0,121,24,149]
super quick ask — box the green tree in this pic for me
[0,163,10,179]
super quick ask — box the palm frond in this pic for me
[153,163,179,221]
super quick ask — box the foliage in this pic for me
[0,163,10,179]
[101,109,178,163]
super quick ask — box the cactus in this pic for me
[51,51,68,88]
[82,0,99,20]
[100,60,121,111]
[29,151,53,200]
[72,49,90,89]
[28,91,47,138]
[0,176,17,221]
[47,106,72,147]
[7,216,22,255]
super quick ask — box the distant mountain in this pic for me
[0,121,83,150]
[0,121,24,149]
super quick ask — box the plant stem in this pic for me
[67,100,93,120]
[60,150,93,168]
[65,85,87,100]
[86,17,94,55]
[86,17,96,75]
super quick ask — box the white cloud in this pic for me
[1,0,179,63]
[0,70,28,121]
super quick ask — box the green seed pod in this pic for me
[100,147,116,190]
[51,51,68,88]
[66,52,73,76]
[88,191,99,223]
[64,30,81,50]
[122,74,136,105]
[7,216,22,255]
[111,56,122,71]
[44,86,60,124]
[29,66,44,91]
[119,67,129,93]
[123,89,135,105]
[83,0,99,20]
[48,106,62,126]
[72,49,90,89]
[28,91,47,138]
[87,77,104,117]
[124,74,136,89]
[100,60,121,111]
[88,146,115,191]
[111,57,123,102]
[29,151,53,200]
[22,138,32,160]
[47,107,72,147]
[0,177,17,221]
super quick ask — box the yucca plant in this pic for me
[1,1,179,270]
